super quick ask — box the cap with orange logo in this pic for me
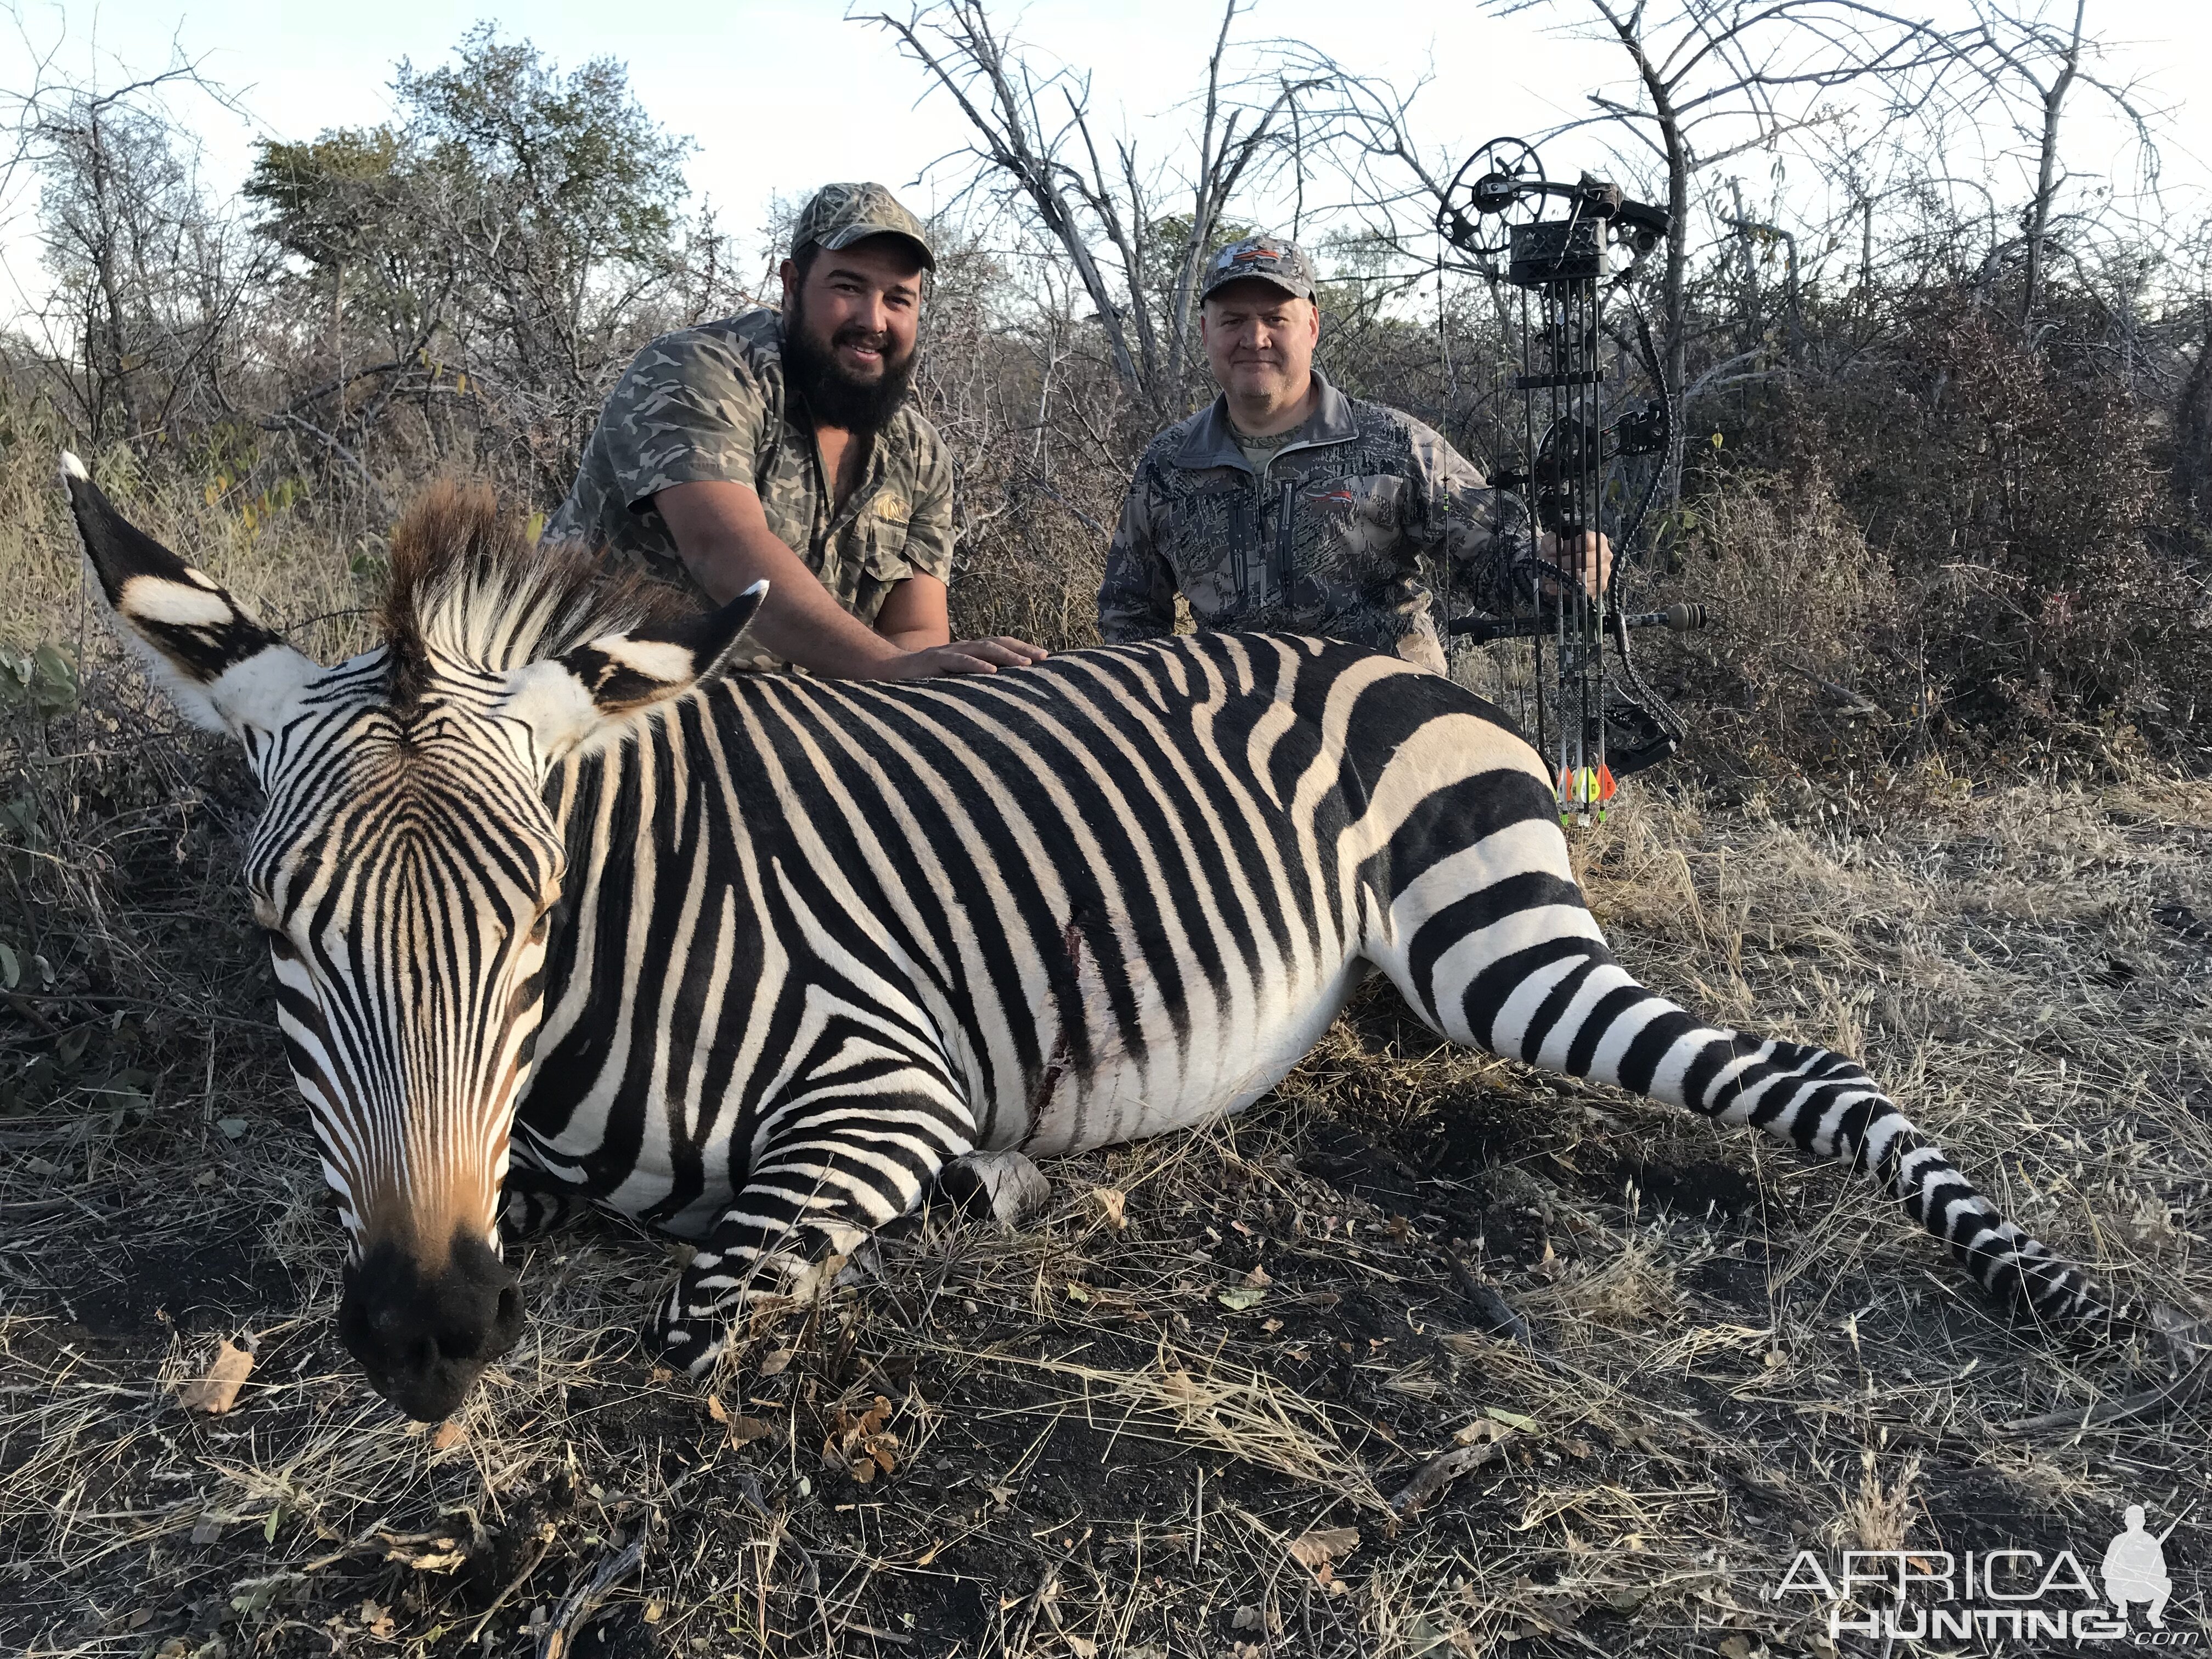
[1199,236,1318,304]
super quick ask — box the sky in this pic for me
[3,0,2209,314]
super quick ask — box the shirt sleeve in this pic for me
[1407,423,1532,614]
[1096,464,1177,642]
[597,331,772,512]
[895,421,957,585]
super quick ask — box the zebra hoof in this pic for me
[645,1313,725,1378]
[936,1149,1050,1229]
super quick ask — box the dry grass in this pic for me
[2,480,2209,1655]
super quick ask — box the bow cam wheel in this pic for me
[1440,137,1545,261]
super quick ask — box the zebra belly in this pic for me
[1008,953,1369,1159]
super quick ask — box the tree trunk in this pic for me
[2021,0,2084,329]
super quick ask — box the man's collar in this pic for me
[1175,369,1355,471]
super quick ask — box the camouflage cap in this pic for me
[1199,235,1318,304]
[792,182,935,271]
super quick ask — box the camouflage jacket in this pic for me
[1097,371,1525,673]
[545,308,956,668]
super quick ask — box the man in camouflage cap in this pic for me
[1097,234,1605,673]
[548,182,1046,678]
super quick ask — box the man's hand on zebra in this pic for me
[877,635,1051,678]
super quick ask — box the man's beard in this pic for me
[782,291,917,433]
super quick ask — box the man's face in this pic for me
[1199,281,1319,405]
[780,236,925,387]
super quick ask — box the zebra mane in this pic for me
[377,481,681,708]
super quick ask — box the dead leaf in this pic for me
[359,1600,396,1639]
[822,1395,900,1481]
[1065,1639,1098,1658]
[1087,1187,1127,1230]
[1718,1638,1765,1659]
[642,1600,664,1625]
[1158,1366,1204,1406]
[1232,1606,1265,1630]
[1299,1289,1341,1309]
[1288,1527,1361,1573]
[431,1421,465,1452]
[396,1549,466,1572]
[727,1415,779,1446]
[1241,1263,1273,1289]
[758,1347,795,1378]
[705,1393,730,1423]
[177,1339,253,1414]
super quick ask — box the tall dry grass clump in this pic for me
[1651,466,1906,780]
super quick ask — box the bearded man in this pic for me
[549,182,1045,678]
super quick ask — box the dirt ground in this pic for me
[3,674,2209,1656]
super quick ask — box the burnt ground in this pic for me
[3,737,2210,1658]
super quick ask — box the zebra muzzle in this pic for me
[338,1231,525,1420]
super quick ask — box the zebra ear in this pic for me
[59,452,320,738]
[500,579,766,760]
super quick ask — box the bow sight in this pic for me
[1437,138,1707,824]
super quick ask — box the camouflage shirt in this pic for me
[545,308,956,668]
[1097,370,1525,673]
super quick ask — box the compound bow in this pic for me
[1436,138,1708,825]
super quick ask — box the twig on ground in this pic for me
[534,1533,644,1659]
[1387,1432,1516,1516]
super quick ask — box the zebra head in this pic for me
[61,456,763,1420]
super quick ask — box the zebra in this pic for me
[61,458,2184,1423]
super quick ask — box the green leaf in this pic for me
[1217,1286,1266,1311]
[27,642,77,717]
[217,1116,250,1139]
[1483,1405,1539,1432]
[264,1505,281,1543]
[0,793,40,846]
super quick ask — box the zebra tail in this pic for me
[1494,953,2123,1338]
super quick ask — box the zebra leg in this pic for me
[647,1088,978,1376]
[1373,836,2120,1335]
[498,1164,592,1243]
[935,1149,1051,1228]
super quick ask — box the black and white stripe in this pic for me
[63,461,2127,1396]
[520,634,2110,1368]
